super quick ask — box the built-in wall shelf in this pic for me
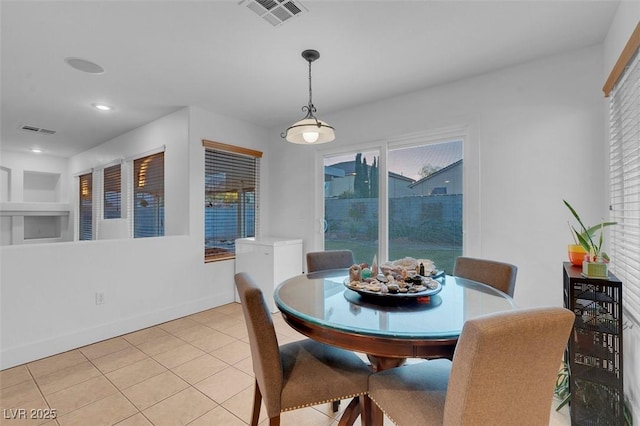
[0,202,70,216]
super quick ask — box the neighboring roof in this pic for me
[409,159,462,188]
[327,161,416,184]
[324,165,346,178]
[388,171,415,183]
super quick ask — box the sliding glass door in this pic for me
[388,140,463,273]
[322,138,463,273]
[323,149,380,265]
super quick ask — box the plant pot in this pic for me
[568,244,587,266]
[582,261,608,278]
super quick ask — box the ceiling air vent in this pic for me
[240,0,307,27]
[18,124,57,135]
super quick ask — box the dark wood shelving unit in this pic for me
[563,262,624,425]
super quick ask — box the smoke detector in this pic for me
[240,0,307,27]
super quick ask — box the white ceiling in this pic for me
[1,1,619,158]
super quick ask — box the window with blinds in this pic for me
[203,140,262,262]
[609,47,640,326]
[133,152,164,238]
[103,164,121,219]
[78,172,93,240]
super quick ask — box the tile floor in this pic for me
[0,302,572,425]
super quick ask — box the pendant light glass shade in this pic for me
[282,49,335,144]
[285,118,335,144]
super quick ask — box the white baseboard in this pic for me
[0,295,233,370]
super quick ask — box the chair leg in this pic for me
[337,397,361,426]
[251,381,262,426]
[332,399,341,412]
[269,417,281,426]
[359,395,373,426]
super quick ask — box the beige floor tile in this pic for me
[220,385,267,425]
[215,303,244,317]
[91,346,148,374]
[170,355,227,385]
[157,317,200,334]
[188,309,229,325]
[123,327,169,346]
[105,358,167,390]
[207,316,242,333]
[79,337,133,360]
[232,356,254,377]
[55,393,137,426]
[189,405,247,426]
[276,333,302,345]
[114,413,153,426]
[170,324,218,344]
[136,334,185,357]
[121,371,188,411]
[194,366,253,404]
[313,401,347,420]
[0,380,43,409]
[35,361,101,396]
[0,411,51,425]
[0,366,32,390]
[27,351,87,379]
[151,344,205,370]
[210,340,251,365]
[0,395,50,425]
[44,376,117,416]
[189,330,237,353]
[276,405,334,426]
[218,323,248,340]
[142,387,216,426]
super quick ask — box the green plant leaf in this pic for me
[583,222,617,237]
[573,226,592,253]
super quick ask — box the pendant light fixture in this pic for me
[282,49,335,144]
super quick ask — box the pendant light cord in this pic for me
[307,59,316,114]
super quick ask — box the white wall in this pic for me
[269,44,606,309]
[603,4,640,420]
[0,107,270,369]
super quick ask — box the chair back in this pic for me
[453,256,518,297]
[234,272,284,417]
[443,307,574,426]
[306,250,355,273]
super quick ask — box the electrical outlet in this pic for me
[95,292,105,305]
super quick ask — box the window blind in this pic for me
[203,141,261,261]
[133,152,164,238]
[78,172,93,240]
[103,164,122,219]
[609,48,640,326]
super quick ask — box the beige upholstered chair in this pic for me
[234,272,371,426]
[306,250,355,273]
[369,307,574,426]
[305,249,357,412]
[453,256,518,297]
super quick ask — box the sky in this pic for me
[325,139,462,181]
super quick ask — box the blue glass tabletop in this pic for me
[274,269,516,340]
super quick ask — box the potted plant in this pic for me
[564,199,616,277]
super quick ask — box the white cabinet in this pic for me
[235,237,303,313]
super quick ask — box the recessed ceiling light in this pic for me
[92,103,113,111]
[30,148,43,153]
[65,57,105,74]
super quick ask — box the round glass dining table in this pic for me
[274,268,517,371]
